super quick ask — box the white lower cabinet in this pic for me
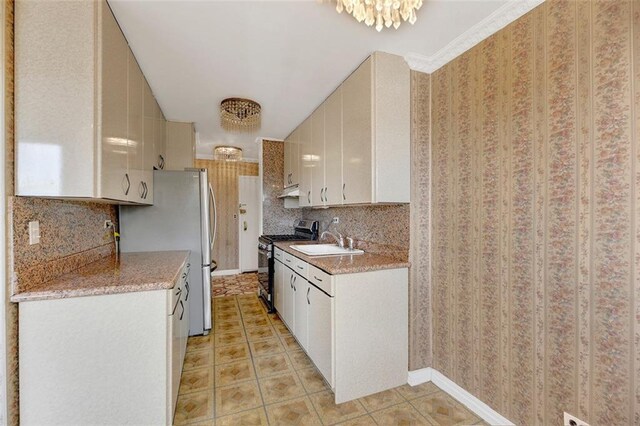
[18,265,190,425]
[274,255,285,314]
[307,283,333,387]
[294,277,309,352]
[274,251,408,403]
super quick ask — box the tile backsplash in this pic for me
[9,197,117,294]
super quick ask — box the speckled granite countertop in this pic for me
[273,242,409,275]
[11,251,190,302]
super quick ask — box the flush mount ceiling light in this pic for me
[214,145,243,162]
[220,97,261,132]
[335,0,422,31]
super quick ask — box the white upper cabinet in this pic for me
[323,88,343,206]
[288,52,410,208]
[284,127,299,188]
[15,0,165,204]
[311,105,326,207]
[165,121,195,171]
[298,117,313,207]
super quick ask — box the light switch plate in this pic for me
[28,220,40,245]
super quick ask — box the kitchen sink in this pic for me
[290,244,364,256]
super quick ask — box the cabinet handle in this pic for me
[296,265,303,270]
[307,287,310,305]
[179,300,185,320]
[313,275,323,282]
[158,155,165,169]
[290,274,293,288]
[144,182,149,199]
[308,191,311,204]
[286,258,291,263]
[293,275,296,291]
[185,282,190,301]
[139,181,145,198]
[343,183,346,201]
[123,173,131,196]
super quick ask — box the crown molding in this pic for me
[405,0,545,74]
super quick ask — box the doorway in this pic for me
[238,176,259,272]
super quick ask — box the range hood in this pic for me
[278,185,299,198]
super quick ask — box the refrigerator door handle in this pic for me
[209,184,217,254]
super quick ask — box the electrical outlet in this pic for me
[28,221,40,245]
[331,217,339,224]
[104,220,113,229]
[564,412,589,426]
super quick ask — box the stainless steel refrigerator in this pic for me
[119,169,216,336]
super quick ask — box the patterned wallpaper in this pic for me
[419,1,640,424]
[261,140,301,235]
[195,159,259,271]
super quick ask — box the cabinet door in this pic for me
[341,57,372,204]
[298,118,313,207]
[308,284,333,387]
[143,81,156,203]
[289,128,299,187]
[154,101,166,170]
[166,121,195,170]
[282,267,295,330]
[274,260,284,315]
[100,3,129,201]
[293,276,308,351]
[324,88,342,206]
[310,105,325,207]
[127,50,145,203]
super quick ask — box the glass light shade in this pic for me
[214,146,243,161]
[335,0,422,31]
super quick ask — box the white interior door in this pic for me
[238,176,259,272]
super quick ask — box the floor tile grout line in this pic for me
[235,295,271,424]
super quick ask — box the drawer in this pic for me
[308,265,334,296]
[283,251,296,268]
[274,247,283,261]
[291,257,308,279]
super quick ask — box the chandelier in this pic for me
[335,0,422,31]
[220,98,261,132]
[214,146,243,162]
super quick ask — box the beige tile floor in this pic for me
[174,292,488,425]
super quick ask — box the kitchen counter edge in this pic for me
[11,251,190,303]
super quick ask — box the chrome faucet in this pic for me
[321,230,344,248]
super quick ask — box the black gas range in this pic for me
[258,220,318,312]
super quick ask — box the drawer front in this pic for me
[274,247,283,261]
[292,257,308,279]
[308,265,333,296]
[283,251,296,268]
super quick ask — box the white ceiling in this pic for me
[108,0,508,160]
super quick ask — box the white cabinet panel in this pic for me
[298,118,313,207]
[166,121,195,171]
[323,88,343,206]
[293,276,309,352]
[282,267,295,330]
[127,50,145,204]
[341,57,372,205]
[100,2,129,201]
[143,82,156,204]
[308,283,333,387]
[274,259,284,315]
[310,105,325,206]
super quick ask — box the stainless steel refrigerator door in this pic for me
[119,170,206,335]
[202,265,212,331]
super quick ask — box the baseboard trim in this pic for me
[407,368,514,426]
[211,269,241,277]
